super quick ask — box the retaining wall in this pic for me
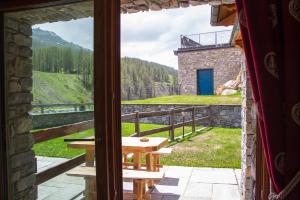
[32,111,94,129]
[32,104,241,129]
[121,104,241,128]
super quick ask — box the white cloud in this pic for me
[34,5,232,69]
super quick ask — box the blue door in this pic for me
[197,69,214,95]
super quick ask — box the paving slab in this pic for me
[153,177,189,195]
[37,156,241,200]
[164,166,193,178]
[190,168,237,184]
[211,184,240,200]
[183,182,213,199]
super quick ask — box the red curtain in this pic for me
[235,0,300,199]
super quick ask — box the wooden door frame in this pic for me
[0,0,123,199]
[0,12,9,200]
[94,0,123,199]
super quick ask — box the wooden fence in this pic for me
[122,106,210,140]
[34,106,210,185]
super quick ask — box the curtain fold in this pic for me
[235,0,300,199]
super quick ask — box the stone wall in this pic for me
[122,104,241,128]
[32,104,241,129]
[4,16,37,199]
[177,47,243,95]
[240,59,256,200]
[32,111,94,129]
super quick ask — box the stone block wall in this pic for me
[4,17,37,199]
[32,111,94,129]
[177,47,243,94]
[122,104,241,128]
[240,59,256,200]
[32,104,241,129]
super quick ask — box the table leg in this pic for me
[133,152,141,198]
[146,153,154,188]
[133,152,141,169]
[85,149,96,200]
[123,153,128,169]
[152,155,160,172]
[134,179,145,200]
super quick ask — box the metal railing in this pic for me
[32,103,94,114]
[180,30,232,49]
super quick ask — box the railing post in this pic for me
[182,114,185,138]
[192,107,196,133]
[74,105,77,112]
[199,33,201,44]
[135,111,140,136]
[208,105,212,127]
[170,108,175,141]
[215,32,217,46]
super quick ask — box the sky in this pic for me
[34,5,232,69]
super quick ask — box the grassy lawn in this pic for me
[121,94,241,105]
[33,124,241,168]
[161,127,241,168]
[33,123,197,158]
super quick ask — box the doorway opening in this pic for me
[0,1,258,200]
[197,69,214,95]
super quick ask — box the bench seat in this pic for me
[151,147,172,155]
[67,166,164,200]
[67,166,164,181]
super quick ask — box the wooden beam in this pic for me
[36,154,85,185]
[0,12,9,200]
[33,120,94,143]
[217,12,236,26]
[94,0,123,199]
[214,4,237,26]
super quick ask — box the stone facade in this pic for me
[4,17,37,199]
[32,111,94,129]
[240,59,256,200]
[122,104,241,128]
[177,47,243,95]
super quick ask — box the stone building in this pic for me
[174,31,243,95]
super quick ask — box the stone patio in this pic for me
[37,156,241,200]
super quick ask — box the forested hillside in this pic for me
[32,28,178,102]
[33,71,92,104]
[121,57,178,100]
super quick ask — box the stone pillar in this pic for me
[240,59,256,200]
[4,16,37,199]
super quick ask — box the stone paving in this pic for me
[37,157,241,200]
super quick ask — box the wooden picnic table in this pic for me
[67,136,168,199]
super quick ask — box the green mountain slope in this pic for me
[32,28,90,51]
[32,28,178,102]
[32,71,92,104]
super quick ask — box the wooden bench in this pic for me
[67,166,164,200]
[151,148,172,171]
